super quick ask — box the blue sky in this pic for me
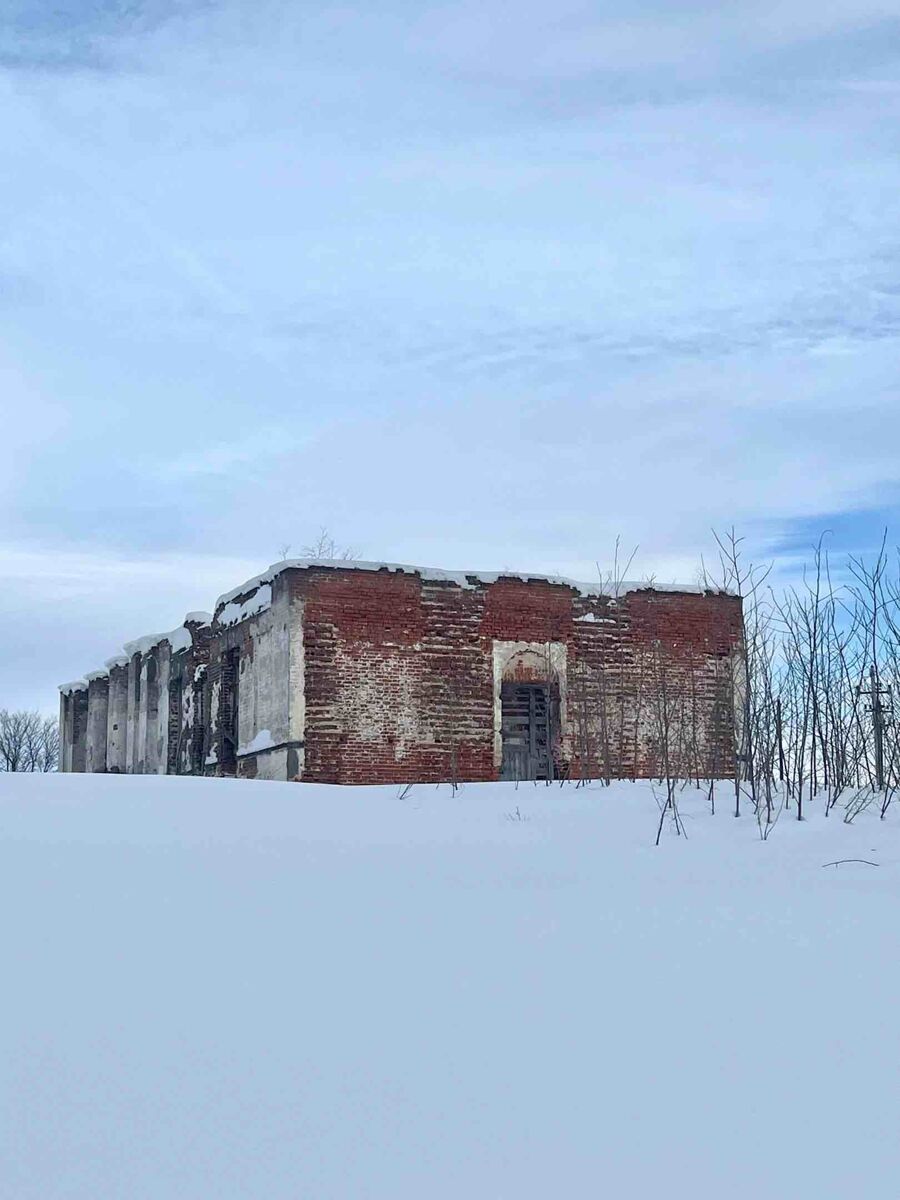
[3,0,900,709]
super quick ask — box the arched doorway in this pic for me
[497,647,562,781]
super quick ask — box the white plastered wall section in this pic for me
[125,656,140,773]
[106,670,129,773]
[85,683,109,774]
[57,686,88,773]
[123,646,172,775]
[145,645,170,775]
[491,640,568,770]
[58,694,71,772]
[233,584,303,781]
[136,659,150,774]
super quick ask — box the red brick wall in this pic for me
[568,589,743,780]
[289,567,743,785]
[294,569,496,783]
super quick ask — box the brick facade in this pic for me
[59,561,743,784]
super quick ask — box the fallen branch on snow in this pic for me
[821,859,879,868]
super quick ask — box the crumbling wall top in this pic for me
[214,557,727,612]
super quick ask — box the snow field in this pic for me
[1,773,898,1199]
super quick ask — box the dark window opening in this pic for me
[221,647,240,773]
[168,674,184,774]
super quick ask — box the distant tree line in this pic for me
[0,711,59,772]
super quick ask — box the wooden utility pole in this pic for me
[860,666,892,791]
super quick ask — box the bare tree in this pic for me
[644,639,688,844]
[593,537,642,782]
[568,659,614,786]
[302,528,359,561]
[596,535,639,600]
[714,526,900,825]
[705,527,772,819]
[0,711,59,772]
[34,716,60,772]
[580,527,900,828]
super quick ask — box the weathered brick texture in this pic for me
[286,567,742,785]
[61,562,743,785]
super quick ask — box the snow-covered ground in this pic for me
[2,773,898,1199]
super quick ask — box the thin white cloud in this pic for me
[158,424,316,479]
[0,543,261,605]
[411,0,900,81]
[839,78,900,92]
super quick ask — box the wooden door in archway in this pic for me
[500,682,554,781]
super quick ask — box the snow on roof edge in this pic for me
[215,558,726,609]
[63,615,211,698]
[123,621,200,659]
[61,561,732,694]
[217,583,272,628]
[124,630,173,658]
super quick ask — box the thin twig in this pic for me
[821,859,879,868]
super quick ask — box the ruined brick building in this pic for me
[59,560,743,784]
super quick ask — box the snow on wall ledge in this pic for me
[61,613,213,690]
[62,560,727,693]
[59,680,88,695]
[217,583,272,627]
[214,557,724,611]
